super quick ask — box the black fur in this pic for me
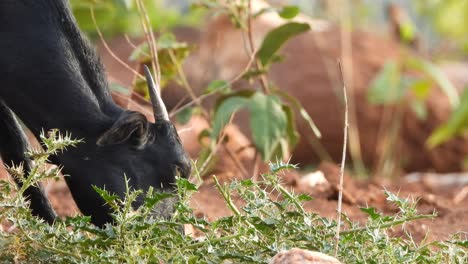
[0,0,191,226]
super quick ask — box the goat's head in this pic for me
[57,66,190,226]
[93,65,190,190]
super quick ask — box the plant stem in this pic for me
[338,214,435,236]
[213,176,241,216]
[182,234,242,250]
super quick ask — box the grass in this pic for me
[0,131,466,263]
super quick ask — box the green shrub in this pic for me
[0,131,466,263]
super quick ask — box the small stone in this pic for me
[270,248,341,264]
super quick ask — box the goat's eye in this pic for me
[175,166,182,177]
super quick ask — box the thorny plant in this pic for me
[0,131,466,263]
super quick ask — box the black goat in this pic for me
[0,0,191,226]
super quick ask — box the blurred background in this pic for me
[70,0,468,180]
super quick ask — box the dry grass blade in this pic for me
[334,61,349,256]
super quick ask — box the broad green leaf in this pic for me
[278,6,300,19]
[427,89,468,147]
[248,93,288,161]
[257,22,310,66]
[367,61,406,104]
[211,96,250,140]
[212,91,290,161]
[176,107,193,125]
[213,90,256,110]
[406,58,459,108]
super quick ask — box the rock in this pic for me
[270,248,341,264]
[299,171,328,189]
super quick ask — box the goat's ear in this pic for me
[97,111,149,147]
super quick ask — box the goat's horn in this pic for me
[143,65,169,121]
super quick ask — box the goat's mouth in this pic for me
[149,191,178,219]
[173,163,191,180]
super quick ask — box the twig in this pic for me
[167,49,209,118]
[251,151,260,181]
[169,47,258,117]
[334,61,349,256]
[197,114,236,176]
[454,185,468,204]
[339,214,434,236]
[325,214,435,238]
[213,176,241,216]
[222,144,249,179]
[90,7,143,80]
[246,0,269,94]
[135,0,160,85]
[339,0,367,177]
[181,233,241,250]
[124,34,141,51]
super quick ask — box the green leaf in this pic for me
[211,94,251,140]
[92,186,120,211]
[176,107,193,125]
[212,91,290,161]
[176,178,198,191]
[399,21,416,44]
[257,22,310,66]
[297,194,313,202]
[249,93,288,161]
[282,105,300,151]
[113,0,133,9]
[406,58,459,108]
[241,69,268,80]
[274,90,321,138]
[427,89,468,147]
[408,79,432,99]
[360,207,382,221]
[410,100,428,120]
[144,192,174,208]
[129,42,150,62]
[253,7,275,18]
[367,61,406,104]
[278,6,300,19]
[204,80,231,95]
